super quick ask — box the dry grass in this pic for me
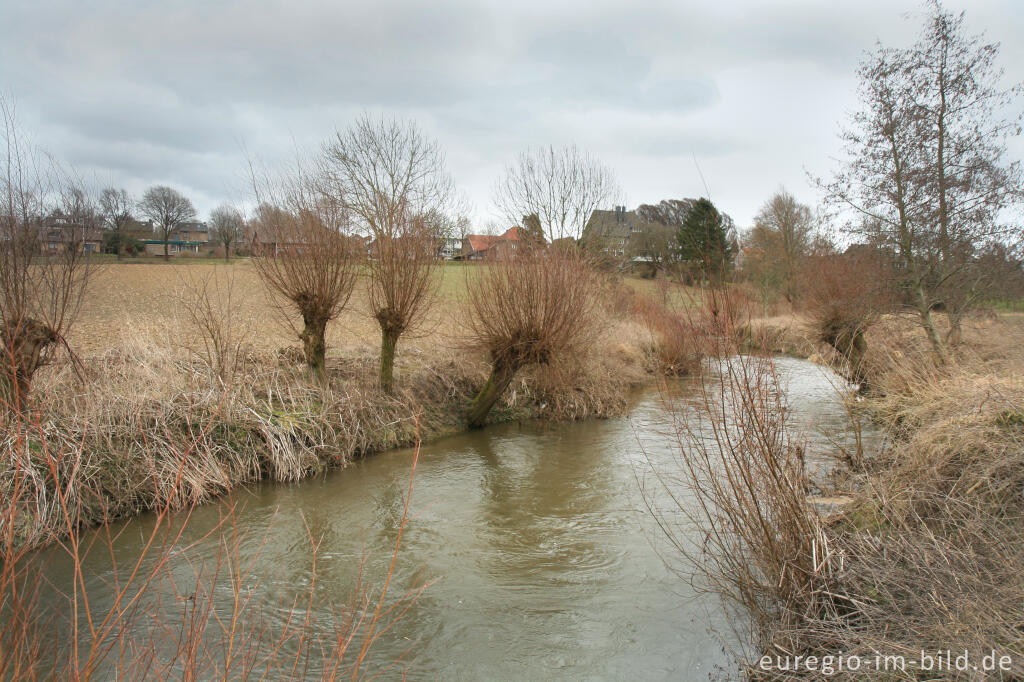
[1,401,427,679]
[622,274,1024,679]
[633,294,704,375]
[3,261,650,551]
[800,315,1024,678]
[698,309,1024,679]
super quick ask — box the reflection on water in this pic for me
[28,358,873,680]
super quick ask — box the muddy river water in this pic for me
[33,357,873,679]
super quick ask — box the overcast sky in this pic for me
[3,0,1022,230]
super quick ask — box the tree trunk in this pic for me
[1,320,56,412]
[378,327,401,394]
[914,284,946,365]
[468,362,518,428]
[164,239,170,262]
[888,126,945,366]
[299,314,328,380]
[224,245,230,262]
[946,310,963,347]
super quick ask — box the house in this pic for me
[39,214,102,254]
[364,235,463,260]
[171,221,210,245]
[438,237,462,260]
[581,206,667,260]
[249,224,371,258]
[461,226,528,260]
[365,234,447,260]
[141,220,211,256]
[462,234,498,260]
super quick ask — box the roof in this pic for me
[465,234,500,253]
[582,208,666,243]
[173,221,209,233]
[464,226,526,254]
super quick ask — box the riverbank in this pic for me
[4,306,654,551]
[739,310,1024,678]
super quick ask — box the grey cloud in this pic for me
[1,0,1022,226]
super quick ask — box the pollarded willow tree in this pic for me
[1,98,95,410]
[322,115,459,394]
[250,162,359,380]
[819,0,1022,362]
[465,245,600,428]
[493,144,622,244]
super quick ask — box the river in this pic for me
[27,357,874,680]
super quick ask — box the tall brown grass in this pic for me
[653,285,1024,678]
[633,293,702,375]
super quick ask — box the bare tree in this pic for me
[250,163,359,379]
[322,115,457,393]
[749,189,816,304]
[820,37,946,360]
[453,214,472,241]
[913,1,1023,344]
[818,1,1022,361]
[1,97,94,410]
[98,187,134,259]
[464,246,600,427]
[493,144,621,243]
[138,185,197,261]
[738,228,784,314]
[208,203,245,262]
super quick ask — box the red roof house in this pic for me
[461,227,530,260]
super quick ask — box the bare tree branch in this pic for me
[493,145,622,243]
